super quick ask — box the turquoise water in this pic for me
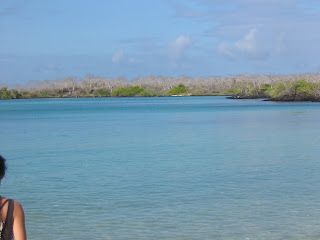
[1,96,320,239]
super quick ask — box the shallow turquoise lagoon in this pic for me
[1,96,320,239]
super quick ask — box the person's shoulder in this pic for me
[0,197,8,203]
[12,200,25,218]
[11,200,27,240]
[0,198,24,221]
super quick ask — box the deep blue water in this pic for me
[1,96,320,239]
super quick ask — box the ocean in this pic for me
[1,96,320,239]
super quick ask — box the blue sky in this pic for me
[1,0,320,85]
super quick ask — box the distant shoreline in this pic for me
[2,94,320,103]
[1,73,320,102]
[0,93,230,100]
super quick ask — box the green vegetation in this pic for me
[228,88,241,95]
[191,92,227,96]
[266,79,320,101]
[93,89,110,97]
[2,74,320,101]
[110,86,157,97]
[0,87,21,99]
[228,79,320,101]
[227,83,271,99]
[167,84,188,95]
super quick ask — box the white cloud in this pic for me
[235,28,266,59]
[168,35,193,59]
[112,50,123,63]
[235,29,257,53]
[218,42,234,59]
[218,28,268,60]
[197,0,320,65]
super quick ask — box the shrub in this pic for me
[111,86,145,97]
[136,90,158,97]
[93,89,110,97]
[266,79,320,101]
[167,84,188,95]
[228,88,241,94]
[111,87,128,97]
[126,86,144,96]
[0,87,23,99]
[294,79,317,95]
[0,88,12,99]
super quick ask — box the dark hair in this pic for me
[0,155,7,178]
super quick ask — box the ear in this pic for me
[0,175,4,180]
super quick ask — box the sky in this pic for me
[1,0,320,86]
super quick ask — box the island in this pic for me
[1,73,320,102]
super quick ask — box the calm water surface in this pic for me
[1,96,320,239]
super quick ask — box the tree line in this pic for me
[1,73,320,101]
